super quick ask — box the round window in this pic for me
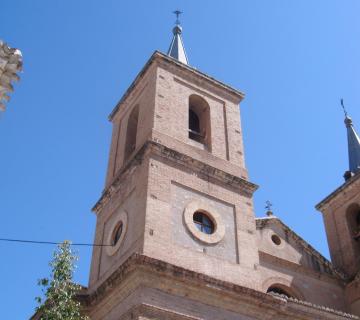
[271,234,282,246]
[183,201,225,244]
[193,211,214,234]
[106,210,128,256]
[111,221,123,246]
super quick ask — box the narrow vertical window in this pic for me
[346,204,360,247]
[188,95,211,149]
[189,109,201,140]
[124,105,139,162]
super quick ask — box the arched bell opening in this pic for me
[124,105,139,162]
[188,94,211,150]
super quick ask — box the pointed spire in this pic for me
[341,99,360,180]
[167,10,189,65]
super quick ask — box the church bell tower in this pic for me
[316,103,360,314]
[87,16,260,300]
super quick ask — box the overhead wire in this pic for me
[0,238,112,247]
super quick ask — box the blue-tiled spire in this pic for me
[167,11,189,65]
[345,115,360,176]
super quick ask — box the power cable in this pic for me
[0,238,112,247]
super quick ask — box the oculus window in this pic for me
[193,211,214,234]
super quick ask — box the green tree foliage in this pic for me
[36,241,89,320]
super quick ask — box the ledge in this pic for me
[92,140,258,214]
[81,253,358,320]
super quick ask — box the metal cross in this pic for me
[265,200,273,212]
[341,98,348,117]
[173,10,182,25]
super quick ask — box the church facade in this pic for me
[76,20,360,319]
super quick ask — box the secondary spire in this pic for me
[341,99,360,180]
[167,10,189,65]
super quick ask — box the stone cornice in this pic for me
[277,294,358,320]
[82,253,278,308]
[108,51,245,121]
[150,140,258,194]
[81,253,357,320]
[92,140,258,214]
[122,303,207,320]
[155,52,245,103]
[315,173,360,211]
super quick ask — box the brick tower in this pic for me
[86,17,262,318]
[316,107,360,315]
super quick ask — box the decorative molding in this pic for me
[92,140,258,214]
[156,52,244,103]
[78,253,358,320]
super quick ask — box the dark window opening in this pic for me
[187,95,210,148]
[112,222,123,246]
[271,234,282,246]
[189,108,203,142]
[193,211,214,234]
[267,286,292,298]
[354,211,360,241]
[124,105,139,162]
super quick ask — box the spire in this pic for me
[341,99,360,180]
[167,10,189,65]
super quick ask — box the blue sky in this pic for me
[1,1,360,318]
